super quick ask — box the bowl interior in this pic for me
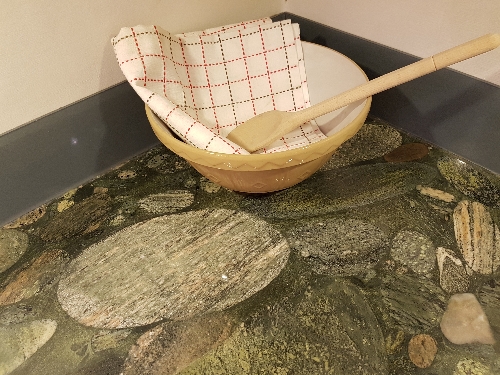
[147,42,371,172]
[303,42,369,136]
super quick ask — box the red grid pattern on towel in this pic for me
[153,25,167,97]
[112,19,326,154]
[130,28,147,86]
[199,35,220,133]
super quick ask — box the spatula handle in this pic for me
[433,33,500,68]
[295,33,500,125]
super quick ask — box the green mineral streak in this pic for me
[241,162,437,218]
[379,274,447,334]
[179,278,387,375]
[321,121,402,170]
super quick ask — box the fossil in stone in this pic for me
[407,334,438,368]
[57,209,290,328]
[416,185,455,203]
[435,247,470,294]
[453,200,500,275]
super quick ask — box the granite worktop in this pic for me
[1,117,500,375]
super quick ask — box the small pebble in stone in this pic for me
[118,170,137,179]
[93,186,109,194]
[440,293,496,345]
[436,247,470,294]
[57,199,74,212]
[453,200,500,275]
[408,334,438,368]
[0,229,29,274]
[289,219,389,276]
[391,230,435,274]
[416,185,455,203]
[138,191,195,214]
[384,142,429,163]
[57,188,78,212]
[3,205,46,229]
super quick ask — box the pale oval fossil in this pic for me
[57,209,289,328]
[453,200,500,274]
[416,185,455,203]
[137,191,195,214]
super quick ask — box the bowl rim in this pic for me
[146,42,372,171]
[147,99,371,171]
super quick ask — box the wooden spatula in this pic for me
[226,33,500,152]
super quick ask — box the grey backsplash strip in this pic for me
[0,83,159,225]
[1,12,499,225]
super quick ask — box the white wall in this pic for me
[2,0,498,136]
[285,0,500,86]
[0,0,284,135]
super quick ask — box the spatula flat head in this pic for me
[226,110,293,152]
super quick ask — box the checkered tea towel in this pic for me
[112,18,327,154]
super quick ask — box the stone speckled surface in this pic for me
[1,118,500,375]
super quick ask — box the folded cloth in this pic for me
[112,18,327,154]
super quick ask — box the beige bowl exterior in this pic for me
[147,101,370,193]
[145,43,371,193]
